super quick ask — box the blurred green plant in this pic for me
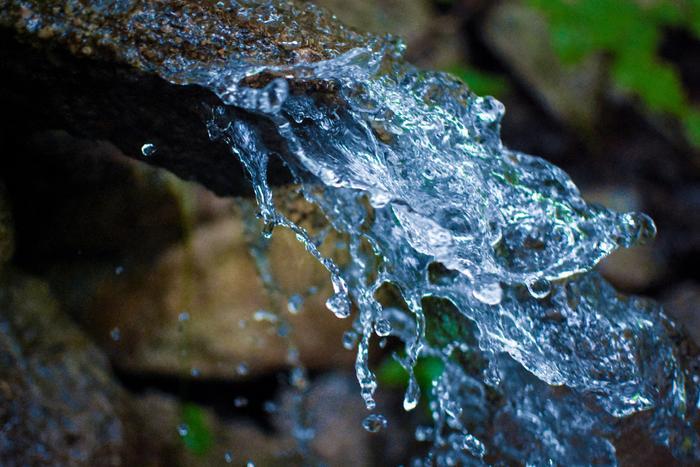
[529,0,700,147]
[377,354,445,414]
[447,65,510,97]
[179,403,214,456]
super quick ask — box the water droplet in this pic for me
[224,451,233,463]
[110,327,121,341]
[236,363,249,376]
[362,414,387,433]
[178,311,190,322]
[403,375,420,411]
[190,367,200,378]
[246,461,255,467]
[234,397,248,408]
[374,319,392,337]
[287,294,304,314]
[177,423,188,437]
[253,309,278,323]
[141,143,157,157]
[463,434,486,458]
[263,401,278,413]
[343,331,357,349]
[415,425,434,442]
[325,292,350,318]
[114,265,124,275]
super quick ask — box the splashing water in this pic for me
[123,0,699,463]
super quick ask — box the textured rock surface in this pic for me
[70,212,353,379]
[0,0,370,196]
[0,186,12,268]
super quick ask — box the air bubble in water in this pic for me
[472,276,502,305]
[527,277,552,299]
[224,451,233,464]
[177,424,188,437]
[362,414,387,433]
[110,327,121,341]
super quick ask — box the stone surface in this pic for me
[0,186,12,268]
[276,373,372,466]
[482,1,604,129]
[0,0,377,196]
[0,273,126,466]
[67,209,353,380]
[663,282,700,347]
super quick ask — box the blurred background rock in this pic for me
[1,0,699,465]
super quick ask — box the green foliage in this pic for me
[180,403,214,456]
[446,65,509,98]
[377,354,445,390]
[529,0,700,147]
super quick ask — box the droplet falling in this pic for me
[141,143,157,157]
[362,414,388,433]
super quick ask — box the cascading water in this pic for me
[25,0,696,463]
[195,1,700,464]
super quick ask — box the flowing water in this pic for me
[134,0,699,463]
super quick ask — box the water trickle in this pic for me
[132,0,700,463]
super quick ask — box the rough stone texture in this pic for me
[66,211,353,380]
[0,273,125,466]
[2,129,353,379]
[276,373,372,466]
[482,0,604,129]
[664,282,700,348]
[126,392,298,467]
[0,186,12,268]
[0,0,370,196]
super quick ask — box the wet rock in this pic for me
[482,1,604,129]
[275,373,372,466]
[0,186,13,268]
[0,0,373,196]
[48,197,353,380]
[663,282,700,347]
[127,392,297,467]
[0,273,125,466]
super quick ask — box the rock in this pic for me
[276,373,372,466]
[0,186,13,268]
[663,282,700,347]
[126,392,297,467]
[482,1,604,130]
[0,273,126,466]
[0,0,374,196]
[71,209,353,379]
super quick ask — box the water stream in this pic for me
[152,0,699,463]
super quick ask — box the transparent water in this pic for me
[142,0,698,463]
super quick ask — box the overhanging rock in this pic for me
[0,0,365,196]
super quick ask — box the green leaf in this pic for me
[180,403,214,456]
[445,65,509,97]
[684,109,700,148]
